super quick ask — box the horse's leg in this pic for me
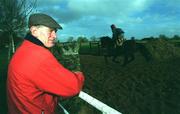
[104,55,108,63]
[122,54,128,66]
[112,47,119,63]
[103,48,109,64]
[112,55,116,62]
[129,53,135,62]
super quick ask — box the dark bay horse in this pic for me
[100,36,136,66]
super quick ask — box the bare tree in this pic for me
[0,0,36,60]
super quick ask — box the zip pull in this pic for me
[41,110,44,114]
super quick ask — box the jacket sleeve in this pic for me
[32,55,85,97]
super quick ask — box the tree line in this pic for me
[62,34,180,44]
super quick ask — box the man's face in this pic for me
[35,26,57,48]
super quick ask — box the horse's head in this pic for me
[100,36,114,48]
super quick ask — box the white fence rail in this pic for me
[58,91,122,114]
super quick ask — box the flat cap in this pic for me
[28,13,62,29]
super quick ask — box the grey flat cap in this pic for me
[28,13,62,29]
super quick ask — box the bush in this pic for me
[142,38,180,61]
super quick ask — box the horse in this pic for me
[100,36,136,66]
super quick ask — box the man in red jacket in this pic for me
[7,13,84,114]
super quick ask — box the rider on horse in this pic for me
[110,24,125,62]
[110,24,125,48]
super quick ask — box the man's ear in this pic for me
[30,26,38,37]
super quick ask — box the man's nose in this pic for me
[51,31,57,38]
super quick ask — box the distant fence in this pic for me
[60,41,77,46]
[59,41,102,55]
[89,41,101,55]
[60,41,149,56]
[89,41,100,49]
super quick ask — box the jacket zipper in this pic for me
[41,110,44,114]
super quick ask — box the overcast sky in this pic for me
[34,0,180,41]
